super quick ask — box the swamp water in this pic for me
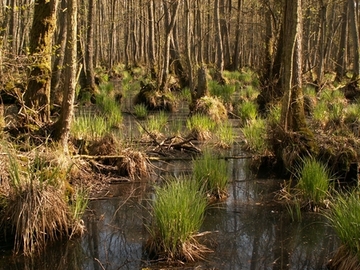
[0,154,340,269]
[0,107,339,269]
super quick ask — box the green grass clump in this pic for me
[96,83,123,127]
[71,113,111,140]
[143,111,168,137]
[326,190,360,253]
[295,157,330,206]
[215,121,234,148]
[134,103,148,119]
[193,150,229,200]
[209,80,236,103]
[179,87,192,102]
[236,100,258,126]
[186,114,216,140]
[147,177,208,262]
[241,118,267,154]
[313,100,328,127]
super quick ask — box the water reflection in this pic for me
[0,162,339,270]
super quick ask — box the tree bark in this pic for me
[159,0,180,91]
[24,0,58,124]
[54,0,78,153]
[336,1,349,81]
[348,0,360,79]
[214,0,225,83]
[280,0,306,132]
[51,0,68,107]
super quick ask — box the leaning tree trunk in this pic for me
[54,0,78,154]
[24,0,58,124]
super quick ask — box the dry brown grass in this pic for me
[193,96,227,123]
[117,149,151,180]
[327,245,360,270]
[4,181,71,255]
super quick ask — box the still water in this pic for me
[0,155,339,269]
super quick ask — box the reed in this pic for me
[147,177,209,262]
[241,118,268,154]
[193,149,229,200]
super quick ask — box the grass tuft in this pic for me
[146,177,209,262]
[241,118,268,154]
[193,149,229,200]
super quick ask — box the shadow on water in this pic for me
[1,154,339,270]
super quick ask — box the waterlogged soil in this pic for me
[0,156,339,269]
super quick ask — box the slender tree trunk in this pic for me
[54,0,78,153]
[214,0,225,83]
[24,0,58,124]
[148,0,156,79]
[316,1,327,86]
[336,1,349,81]
[232,0,243,71]
[51,0,68,107]
[159,0,180,91]
[85,0,96,93]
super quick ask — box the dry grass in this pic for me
[117,149,151,180]
[193,96,227,123]
[4,181,71,255]
[327,245,360,270]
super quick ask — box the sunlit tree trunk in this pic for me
[24,0,58,124]
[148,0,156,79]
[214,0,225,83]
[54,0,77,153]
[280,0,306,132]
[51,0,68,107]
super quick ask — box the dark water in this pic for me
[0,105,339,269]
[0,156,339,270]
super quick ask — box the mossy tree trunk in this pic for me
[53,0,77,154]
[24,0,58,124]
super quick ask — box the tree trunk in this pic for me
[159,0,180,91]
[280,0,306,132]
[148,0,156,79]
[336,1,349,81]
[349,0,360,79]
[24,0,58,124]
[85,0,96,94]
[51,0,68,108]
[232,0,243,71]
[214,0,225,83]
[54,0,78,153]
